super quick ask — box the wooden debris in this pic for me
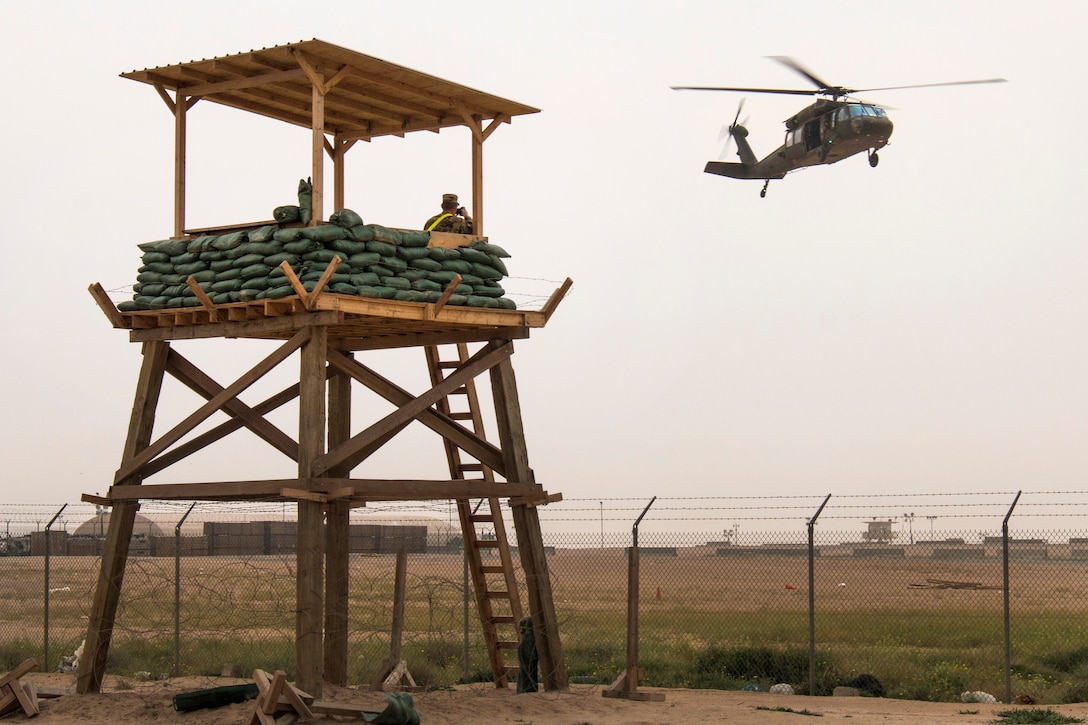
[0,658,40,718]
[248,669,418,724]
[908,578,1003,590]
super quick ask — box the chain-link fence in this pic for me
[3,492,1088,704]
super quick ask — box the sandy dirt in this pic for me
[11,673,1088,724]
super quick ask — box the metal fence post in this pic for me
[1002,490,1021,705]
[807,494,831,696]
[174,503,196,676]
[43,503,67,672]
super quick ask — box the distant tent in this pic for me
[73,512,166,539]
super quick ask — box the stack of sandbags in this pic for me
[118,208,514,313]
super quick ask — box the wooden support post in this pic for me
[602,546,663,701]
[78,341,170,694]
[174,91,187,238]
[296,327,327,697]
[369,547,419,691]
[471,117,484,234]
[490,355,567,691]
[324,354,352,685]
[310,75,325,224]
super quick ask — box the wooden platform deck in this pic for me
[91,281,571,350]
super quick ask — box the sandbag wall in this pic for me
[118,209,514,312]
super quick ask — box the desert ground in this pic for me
[11,673,1088,725]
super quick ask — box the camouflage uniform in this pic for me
[424,193,474,234]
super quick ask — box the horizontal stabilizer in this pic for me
[703,161,787,180]
[704,161,751,178]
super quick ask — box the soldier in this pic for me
[424,193,474,234]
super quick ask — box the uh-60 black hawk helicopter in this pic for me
[672,57,1006,197]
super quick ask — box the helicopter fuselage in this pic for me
[705,99,893,180]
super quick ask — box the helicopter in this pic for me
[672,57,1006,197]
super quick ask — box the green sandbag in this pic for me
[302,250,348,264]
[350,272,381,287]
[274,228,303,243]
[186,236,216,253]
[394,289,429,303]
[232,253,267,268]
[395,246,431,261]
[407,258,442,272]
[399,230,430,248]
[264,284,296,299]
[349,224,375,242]
[347,252,381,267]
[264,253,300,267]
[248,225,276,243]
[471,262,504,280]
[427,247,461,261]
[229,241,283,259]
[473,241,511,258]
[329,282,358,295]
[330,207,364,228]
[141,251,171,264]
[365,240,398,257]
[283,238,320,254]
[331,238,370,255]
[211,279,243,293]
[297,178,312,225]
[368,225,402,245]
[458,247,492,266]
[411,279,442,292]
[172,683,259,712]
[488,255,510,276]
[440,260,474,275]
[138,238,188,256]
[368,265,393,277]
[211,231,247,251]
[140,262,174,275]
[239,263,272,280]
[379,255,408,272]
[274,205,301,223]
[175,261,208,275]
[300,224,347,243]
[380,276,411,291]
[471,282,505,298]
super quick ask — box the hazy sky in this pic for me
[1,2,1085,535]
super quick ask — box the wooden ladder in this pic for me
[424,343,525,687]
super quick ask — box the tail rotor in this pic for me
[717,98,748,159]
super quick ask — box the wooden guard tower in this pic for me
[77,39,571,698]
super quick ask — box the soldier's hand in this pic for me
[458,207,467,216]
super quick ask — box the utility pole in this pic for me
[903,512,915,545]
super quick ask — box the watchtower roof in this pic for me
[120,38,540,142]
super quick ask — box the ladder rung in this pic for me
[485,590,511,600]
[449,412,474,420]
[437,361,461,369]
[496,642,519,650]
[480,566,505,574]
[491,616,516,625]
[475,541,500,549]
[469,514,495,523]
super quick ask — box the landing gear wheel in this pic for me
[868,150,879,168]
[760,180,770,198]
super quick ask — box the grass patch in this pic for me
[756,705,823,716]
[990,708,1085,724]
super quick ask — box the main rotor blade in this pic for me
[672,85,818,96]
[852,78,1008,93]
[768,56,834,90]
